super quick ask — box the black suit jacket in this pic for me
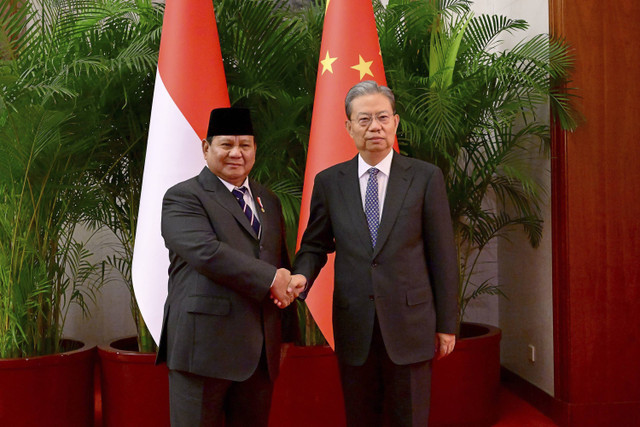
[294,152,458,366]
[157,167,289,381]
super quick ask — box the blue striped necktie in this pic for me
[365,167,380,247]
[232,186,261,237]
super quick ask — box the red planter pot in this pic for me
[96,324,498,427]
[0,340,96,427]
[430,322,502,427]
[269,344,346,427]
[98,337,169,427]
[98,340,342,427]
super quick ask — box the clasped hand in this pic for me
[269,268,306,308]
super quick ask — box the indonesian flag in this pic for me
[132,0,230,343]
[297,0,397,348]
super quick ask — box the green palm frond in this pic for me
[215,0,322,253]
[0,101,102,357]
[265,177,303,251]
[435,0,472,16]
[0,0,163,356]
[465,14,529,54]
[460,278,508,321]
[429,12,471,89]
[0,0,33,62]
[380,1,580,327]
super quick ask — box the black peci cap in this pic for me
[206,107,254,138]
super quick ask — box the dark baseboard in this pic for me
[500,367,567,426]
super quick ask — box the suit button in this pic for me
[371,262,378,268]
[369,295,375,301]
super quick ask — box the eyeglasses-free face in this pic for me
[202,135,256,186]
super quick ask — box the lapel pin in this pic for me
[257,197,265,213]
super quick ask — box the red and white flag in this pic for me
[132,0,230,343]
[297,0,396,348]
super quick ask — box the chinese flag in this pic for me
[297,0,396,348]
[132,0,230,343]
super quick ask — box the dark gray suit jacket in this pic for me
[294,152,458,366]
[157,167,289,382]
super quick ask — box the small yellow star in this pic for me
[320,50,338,75]
[350,55,374,80]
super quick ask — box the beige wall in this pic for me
[467,0,555,396]
[63,227,136,347]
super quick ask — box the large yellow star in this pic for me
[320,50,338,75]
[351,55,374,80]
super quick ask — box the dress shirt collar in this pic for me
[217,176,253,196]
[358,149,393,178]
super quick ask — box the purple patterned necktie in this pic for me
[365,168,380,247]
[232,186,261,237]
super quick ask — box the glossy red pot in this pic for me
[98,336,169,427]
[269,344,346,427]
[0,340,95,427]
[430,322,502,427]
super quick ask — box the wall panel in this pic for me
[551,1,640,425]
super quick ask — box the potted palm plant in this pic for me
[0,1,108,424]
[377,0,579,425]
[54,1,173,426]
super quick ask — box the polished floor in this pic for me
[95,384,558,426]
[494,387,557,426]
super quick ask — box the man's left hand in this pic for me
[435,333,456,360]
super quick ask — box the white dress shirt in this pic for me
[217,176,260,218]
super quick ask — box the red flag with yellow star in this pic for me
[297,0,397,348]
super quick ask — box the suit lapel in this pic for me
[339,157,373,252]
[197,167,259,240]
[374,152,412,257]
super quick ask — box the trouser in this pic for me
[338,318,432,427]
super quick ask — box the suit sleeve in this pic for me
[293,174,335,297]
[423,167,459,334]
[161,185,276,302]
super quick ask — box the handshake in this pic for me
[269,268,307,308]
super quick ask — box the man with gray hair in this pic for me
[294,81,458,426]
